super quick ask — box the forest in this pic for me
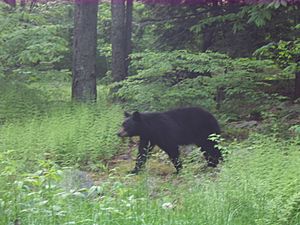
[0,0,300,224]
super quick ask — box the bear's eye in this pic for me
[123,118,131,127]
[122,121,130,129]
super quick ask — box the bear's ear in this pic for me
[132,111,141,121]
[124,111,131,118]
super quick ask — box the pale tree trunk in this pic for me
[111,0,126,81]
[72,0,98,102]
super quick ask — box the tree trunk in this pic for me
[202,27,214,52]
[72,0,98,102]
[125,0,133,75]
[295,71,300,99]
[20,0,26,8]
[202,0,219,52]
[3,0,16,7]
[111,0,126,81]
[29,0,37,12]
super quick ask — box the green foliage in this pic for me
[0,159,64,224]
[112,50,229,111]
[113,51,287,120]
[97,2,112,60]
[1,134,300,225]
[0,103,123,169]
[209,134,230,158]
[268,0,288,9]
[0,2,299,224]
[0,3,71,80]
[0,77,299,225]
[254,38,300,73]
[279,192,300,224]
[0,79,49,122]
[0,81,124,171]
[245,5,272,27]
[133,2,299,57]
[216,58,290,119]
[5,25,67,64]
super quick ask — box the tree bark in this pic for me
[20,0,26,8]
[125,0,133,75]
[111,0,126,81]
[29,0,37,12]
[72,0,98,102]
[295,71,300,99]
[202,27,214,52]
[3,0,16,7]
[202,0,219,52]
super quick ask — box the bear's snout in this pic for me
[117,127,128,137]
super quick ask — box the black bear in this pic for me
[117,107,222,174]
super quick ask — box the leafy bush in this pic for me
[112,51,229,111]
[112,51,288,120]
[0,2,71,81]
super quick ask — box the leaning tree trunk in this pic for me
[111,0,126,81]
[72,0,98,102]
[295,71,300,99]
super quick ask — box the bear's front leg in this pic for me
[130,139,153,174]
[165,145,182,174]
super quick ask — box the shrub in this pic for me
[112,51,288,120]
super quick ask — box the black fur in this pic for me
[117,107,222,174]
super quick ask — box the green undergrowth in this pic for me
[0,80,124,172]
[1,134,300,225]
[1,80,300,225]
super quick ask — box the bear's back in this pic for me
[165,107,220,132]
[141,107,220,146]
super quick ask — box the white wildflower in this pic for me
[162,202,174,209]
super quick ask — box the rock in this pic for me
[60,169,94,192]
[230,120,258,129]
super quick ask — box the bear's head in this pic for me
[117,111,142,137]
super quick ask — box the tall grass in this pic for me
[0,80,124,171]
[0,104,123,168]
[1,135,300,225]
[0,80,299,225]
